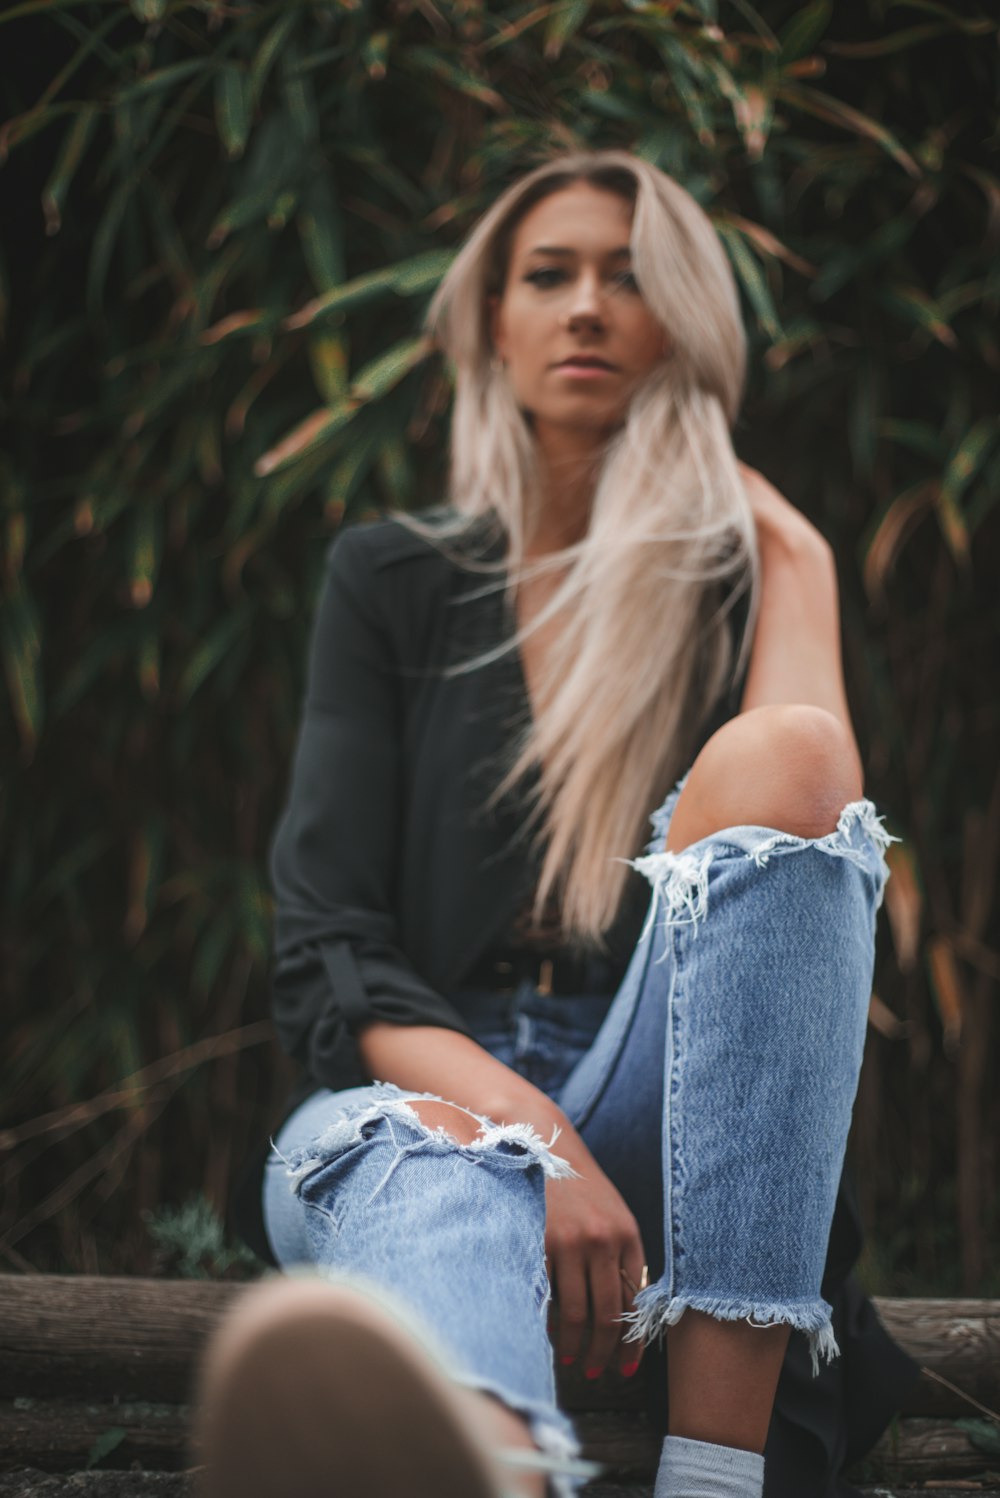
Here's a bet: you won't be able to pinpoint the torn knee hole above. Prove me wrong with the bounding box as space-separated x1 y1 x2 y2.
407 1099 486 1146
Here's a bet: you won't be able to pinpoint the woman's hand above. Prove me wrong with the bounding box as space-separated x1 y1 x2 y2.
544 1165 647 1380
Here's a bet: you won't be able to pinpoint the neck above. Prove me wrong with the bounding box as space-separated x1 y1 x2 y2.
527 421 606 555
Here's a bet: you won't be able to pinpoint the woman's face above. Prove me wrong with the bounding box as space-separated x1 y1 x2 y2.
488 182 670 437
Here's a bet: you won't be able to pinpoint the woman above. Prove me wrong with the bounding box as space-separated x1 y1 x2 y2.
206 150 919 1498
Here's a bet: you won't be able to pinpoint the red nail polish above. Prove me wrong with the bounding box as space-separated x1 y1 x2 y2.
621 1360 640 1378
584 1366 602 1380
560 1355 575 1366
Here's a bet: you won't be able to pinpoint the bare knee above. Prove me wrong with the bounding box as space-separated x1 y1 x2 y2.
407 1099 485 1146
665 705 863 853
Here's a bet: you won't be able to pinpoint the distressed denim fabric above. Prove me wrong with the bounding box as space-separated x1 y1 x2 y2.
263 775 896 1496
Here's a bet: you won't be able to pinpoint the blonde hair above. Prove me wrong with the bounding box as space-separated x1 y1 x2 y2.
397 149 759 947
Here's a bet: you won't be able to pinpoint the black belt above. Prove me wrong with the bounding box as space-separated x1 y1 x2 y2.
460 948 620 997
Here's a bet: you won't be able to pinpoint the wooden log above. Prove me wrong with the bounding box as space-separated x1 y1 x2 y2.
0 1480 998 1498
0 1401 996 1487
1 1276 998 1419
875 1298 1000 1417
0 1277 243 1403
0 1401 186 1475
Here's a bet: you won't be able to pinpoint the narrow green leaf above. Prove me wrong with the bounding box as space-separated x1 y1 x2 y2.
715 223 781 339
250 12 297 106
285 249 453 330
86 1427 127 1470
0 584 43 754
297 174 346 294
193 911 236 996
41 104 98 235
779 0 832 63
544 0 593 60
778 81 920 177
215 64 250 161
255 401 359 478
350 336 430 402
119 59 204 101
941 416 999 516
177 608 251 703
129 502 161 608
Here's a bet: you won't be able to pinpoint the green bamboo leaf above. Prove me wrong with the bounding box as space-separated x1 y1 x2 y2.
119 59 205 101
861 480 935 601
0 583 43 755
40 104 98 235
941 415 999 517
128 0 165 20
715 223 782 339
250 12 297 106
285 249 453 330
350 336 431 402
193 910 236 996
284 70 318 149
880 286 957 348
778 0 832 63
376 434 415 510
544 0 593 60
215 63 250 161
826 21 990 58
137 632 159 701
656 39 715 146
778 81 920 177
878 419 947 461
129 502 161 608
308 332 350 404
86 179 129 314
848 361 881 481
401 48 505 110
361 30 390 80
325 424 384 514
297 174 346 294
177 607 251 703
238 869 271 962
255 400 359 478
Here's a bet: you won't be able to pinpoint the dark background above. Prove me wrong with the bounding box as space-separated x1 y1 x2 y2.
1 0 996 1288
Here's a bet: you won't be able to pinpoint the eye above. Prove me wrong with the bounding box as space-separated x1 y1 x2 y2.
524 267 564 288
613 269 640 292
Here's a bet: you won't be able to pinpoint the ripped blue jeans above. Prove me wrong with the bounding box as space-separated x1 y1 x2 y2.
263 776 896 1496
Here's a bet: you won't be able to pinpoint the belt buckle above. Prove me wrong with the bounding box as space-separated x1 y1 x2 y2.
494 959 517 993
536 957 554 997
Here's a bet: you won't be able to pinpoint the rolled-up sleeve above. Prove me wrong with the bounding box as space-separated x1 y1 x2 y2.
269 528 472 1091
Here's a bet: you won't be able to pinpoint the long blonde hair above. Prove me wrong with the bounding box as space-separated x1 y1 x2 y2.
397 149 759 948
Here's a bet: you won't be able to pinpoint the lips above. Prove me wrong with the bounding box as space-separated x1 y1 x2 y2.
557 356 616 369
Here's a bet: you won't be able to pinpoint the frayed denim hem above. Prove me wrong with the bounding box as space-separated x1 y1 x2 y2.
449 1371 604 1498
619 1286 840 1379
628 795 901 954
276 1079 581 1192
273 1266 599 1498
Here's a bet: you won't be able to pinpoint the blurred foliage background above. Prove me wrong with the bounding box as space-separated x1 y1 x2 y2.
0 0 997 1289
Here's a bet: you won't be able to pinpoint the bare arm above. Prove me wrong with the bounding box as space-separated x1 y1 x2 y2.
356 1020 647 1378
738 463 864 785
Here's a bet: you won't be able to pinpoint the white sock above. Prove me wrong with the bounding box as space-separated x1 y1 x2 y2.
654 1433 765 1498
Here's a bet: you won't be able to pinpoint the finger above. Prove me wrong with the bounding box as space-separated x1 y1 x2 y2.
551 1250 589 1370
618 1245 647 1377
584 1250 626 1379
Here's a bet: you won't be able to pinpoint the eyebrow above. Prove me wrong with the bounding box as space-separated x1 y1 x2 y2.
524 245 632 259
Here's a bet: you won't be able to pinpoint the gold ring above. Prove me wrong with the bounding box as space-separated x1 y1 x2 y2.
619 1264 649 1297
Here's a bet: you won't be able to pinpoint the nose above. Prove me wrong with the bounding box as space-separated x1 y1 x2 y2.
565 269 606 325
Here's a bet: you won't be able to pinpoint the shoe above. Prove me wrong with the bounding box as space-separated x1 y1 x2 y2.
191 1273 594 1498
